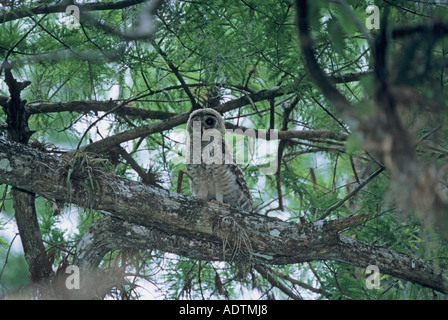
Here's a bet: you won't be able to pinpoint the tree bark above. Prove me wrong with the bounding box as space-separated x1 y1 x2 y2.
11 188 53 282
1 64 54 294
0 135 447 296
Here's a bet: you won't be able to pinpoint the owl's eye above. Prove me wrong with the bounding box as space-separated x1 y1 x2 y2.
205 117 215 126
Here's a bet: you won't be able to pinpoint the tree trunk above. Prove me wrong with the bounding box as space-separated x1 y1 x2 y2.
11 189 53 282
1 65 54 296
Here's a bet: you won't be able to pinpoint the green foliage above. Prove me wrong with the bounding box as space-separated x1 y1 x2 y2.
0 0 447 300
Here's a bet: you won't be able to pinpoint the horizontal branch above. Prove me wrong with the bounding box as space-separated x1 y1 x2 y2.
26 99 176 120
0 135 446 294
80 86 285 154
21 99 349 147
226 123 348 141
24 99 347 141
391 21 448 39
330 70 374 84
0 0 148 24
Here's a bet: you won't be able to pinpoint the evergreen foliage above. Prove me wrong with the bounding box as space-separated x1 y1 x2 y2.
0 0 447 299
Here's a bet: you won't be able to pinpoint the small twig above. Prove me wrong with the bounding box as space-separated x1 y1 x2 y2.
276 270 322 294
0 233 19 281
74 99 131 153
151 40 201 110
254 265 303 300
0 14 47 75
317 166 384 220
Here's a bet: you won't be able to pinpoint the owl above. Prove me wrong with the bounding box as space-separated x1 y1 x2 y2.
186 108 253 212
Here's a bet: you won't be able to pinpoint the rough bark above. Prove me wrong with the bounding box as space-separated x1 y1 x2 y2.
11 188 53 283
0 136 447 296
1 64 54 291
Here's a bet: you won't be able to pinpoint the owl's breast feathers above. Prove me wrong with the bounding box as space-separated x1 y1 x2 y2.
187 161 253 212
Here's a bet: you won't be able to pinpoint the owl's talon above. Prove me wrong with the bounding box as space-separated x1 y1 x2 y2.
210 199 230 207
194 196 206 202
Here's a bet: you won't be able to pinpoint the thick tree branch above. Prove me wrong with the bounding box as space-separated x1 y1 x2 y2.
2 64 54 289
0 136 446 295
11 188 54 283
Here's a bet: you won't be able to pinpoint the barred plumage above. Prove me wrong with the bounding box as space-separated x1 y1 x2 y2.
186 108 253 212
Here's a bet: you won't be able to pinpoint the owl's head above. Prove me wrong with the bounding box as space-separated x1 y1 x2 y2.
186 108 226 136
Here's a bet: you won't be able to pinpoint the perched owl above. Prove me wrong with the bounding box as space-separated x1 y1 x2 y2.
186 108 253 212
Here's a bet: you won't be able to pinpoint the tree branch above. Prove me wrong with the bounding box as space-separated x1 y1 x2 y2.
81 0 163 41
23 98 348 142
0 0 149 24
225 122 348 141
0 136 446 296
80 86 285 154
317 166 385 220
2 64 54 291
330 70 373 84
253 265 303 300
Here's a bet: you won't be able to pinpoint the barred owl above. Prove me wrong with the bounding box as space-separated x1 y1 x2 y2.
186 108 253 212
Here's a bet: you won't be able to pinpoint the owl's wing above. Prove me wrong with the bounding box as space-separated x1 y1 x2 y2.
232 162 254 211
224 140 254 212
